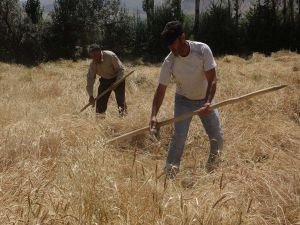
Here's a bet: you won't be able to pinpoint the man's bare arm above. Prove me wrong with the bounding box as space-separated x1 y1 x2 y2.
150 84 167 129
204 68 217 103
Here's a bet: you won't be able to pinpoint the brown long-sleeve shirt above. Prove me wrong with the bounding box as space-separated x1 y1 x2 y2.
86 50 124 97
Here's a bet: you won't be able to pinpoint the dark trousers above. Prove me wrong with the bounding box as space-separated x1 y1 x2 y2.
96 77 127 115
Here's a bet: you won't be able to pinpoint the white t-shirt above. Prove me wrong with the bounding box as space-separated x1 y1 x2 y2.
159 41 216 100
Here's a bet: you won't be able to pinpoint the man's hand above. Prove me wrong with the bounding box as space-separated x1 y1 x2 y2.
149 116 159 140
198 102 211 116
89 96 95 107
150 116 158 130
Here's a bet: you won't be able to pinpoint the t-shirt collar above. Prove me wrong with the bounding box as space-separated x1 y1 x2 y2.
100 51 104 62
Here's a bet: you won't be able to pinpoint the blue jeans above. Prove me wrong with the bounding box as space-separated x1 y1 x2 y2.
166 94 224 168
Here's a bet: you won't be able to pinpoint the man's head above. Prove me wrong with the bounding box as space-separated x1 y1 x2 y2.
88 43 102 62
161 21 186 56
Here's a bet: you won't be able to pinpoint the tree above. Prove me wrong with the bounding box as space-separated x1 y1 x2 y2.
287 0 297 49
19 21 45 65
132 12 148 55
0 0 23 62
45 0 105 59
296 0 300 51
298 0 300 18
46 0 81 59
142 3 184 60
245 0 281 53
288 0 295 26
166 0 183 20
196 2 236 54
233 0 241 27
75 0 104 50
194 0 200 34
283 0 288 23
24 0 43 24
142 0 154 32
101 7 135 55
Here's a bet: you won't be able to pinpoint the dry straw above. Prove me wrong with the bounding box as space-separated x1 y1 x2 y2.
0 51 299 224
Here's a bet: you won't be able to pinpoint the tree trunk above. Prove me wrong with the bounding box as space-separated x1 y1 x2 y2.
143 0 154 33
271 0 276 12
289 0 295 26
172 0 182 20
283 0 287 24
194 0 200 34
298 0 300 18
234 0 239 27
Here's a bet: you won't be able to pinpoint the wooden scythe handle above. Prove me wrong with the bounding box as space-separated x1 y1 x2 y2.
105 84 287 145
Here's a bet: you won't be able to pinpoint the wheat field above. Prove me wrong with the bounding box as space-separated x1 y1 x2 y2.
0 51 299 225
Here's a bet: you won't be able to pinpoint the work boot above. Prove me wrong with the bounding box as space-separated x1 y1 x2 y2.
205 150 222 173
118 106 127 117
205 139 222 173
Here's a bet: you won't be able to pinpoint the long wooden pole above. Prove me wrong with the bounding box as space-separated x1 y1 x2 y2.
105 84 287 145
80 70 135 113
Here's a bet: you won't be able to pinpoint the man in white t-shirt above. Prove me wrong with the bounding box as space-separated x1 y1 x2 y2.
150 21 224 178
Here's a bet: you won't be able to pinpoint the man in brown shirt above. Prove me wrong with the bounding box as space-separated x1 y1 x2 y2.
86 44 127 116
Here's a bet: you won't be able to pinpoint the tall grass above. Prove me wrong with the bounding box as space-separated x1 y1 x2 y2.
0 51 299 224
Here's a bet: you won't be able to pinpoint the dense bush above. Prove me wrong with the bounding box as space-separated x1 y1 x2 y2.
0 0 299 65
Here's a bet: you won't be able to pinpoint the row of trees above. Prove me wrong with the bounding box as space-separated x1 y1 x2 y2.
0 0 299 65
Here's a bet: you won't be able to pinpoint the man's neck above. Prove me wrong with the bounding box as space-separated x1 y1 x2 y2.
94 51 103 63
179 41 190 57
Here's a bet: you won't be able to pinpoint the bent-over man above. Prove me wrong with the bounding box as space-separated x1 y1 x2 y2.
86 44 127 116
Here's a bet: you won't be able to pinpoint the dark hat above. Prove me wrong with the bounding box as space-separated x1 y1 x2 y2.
88 43 101 53
161 21 183 46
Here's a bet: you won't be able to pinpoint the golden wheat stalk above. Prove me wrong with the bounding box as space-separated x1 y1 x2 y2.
106 84 287 144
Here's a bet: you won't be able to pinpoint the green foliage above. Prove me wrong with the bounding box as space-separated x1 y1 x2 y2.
19 19 45 65
44 0 82 59
296 15 300 51
1 0 300 64
0 0 45 65
166 0 183 20
183 14 194 39
196 2 237 55
140 2 184 61
132 14 148 55
143 0 154 31
194 0 200 33
24 0 43 24
18 0 45 65
101 7 135 56
0 0 23 62
245 0 281 53
44 0 133 60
